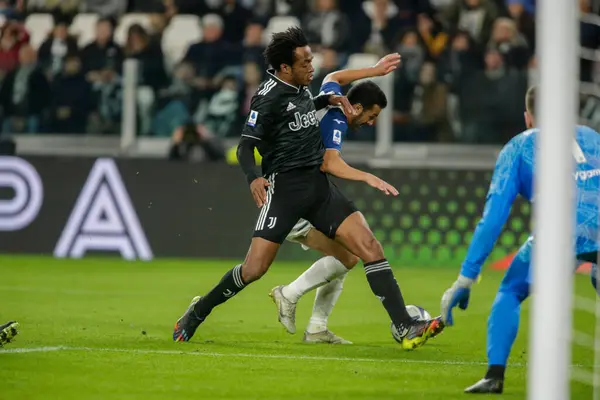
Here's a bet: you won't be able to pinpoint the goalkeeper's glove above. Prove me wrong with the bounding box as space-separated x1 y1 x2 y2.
441 275 477 326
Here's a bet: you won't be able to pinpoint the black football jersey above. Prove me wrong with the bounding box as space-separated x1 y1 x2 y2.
240 70 325 177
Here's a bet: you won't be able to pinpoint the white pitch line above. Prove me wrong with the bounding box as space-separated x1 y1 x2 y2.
0 345 512 367
3 346 598 368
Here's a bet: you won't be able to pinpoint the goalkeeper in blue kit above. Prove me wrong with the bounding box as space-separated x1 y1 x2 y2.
441 86 600 394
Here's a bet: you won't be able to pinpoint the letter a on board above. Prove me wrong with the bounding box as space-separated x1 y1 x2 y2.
54 158 153 260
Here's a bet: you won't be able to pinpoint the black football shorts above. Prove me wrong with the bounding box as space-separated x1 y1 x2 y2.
252 166 357 244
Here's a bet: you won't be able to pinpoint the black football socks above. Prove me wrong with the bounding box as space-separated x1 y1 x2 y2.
364 259 413 331
485 365 506 381
193 264 246 319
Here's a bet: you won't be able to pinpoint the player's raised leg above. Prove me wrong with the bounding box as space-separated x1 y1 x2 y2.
272 223 357 341
333 211 443 349
0 320 19 347
465 238 532 394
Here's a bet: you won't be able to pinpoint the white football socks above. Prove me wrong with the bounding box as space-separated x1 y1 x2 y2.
306 274 346 334
281 256 348 304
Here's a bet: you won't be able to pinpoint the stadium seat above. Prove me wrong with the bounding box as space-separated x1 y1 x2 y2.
263 16 301 46
114 13 153 46
161 15 202 72
24 13 54 50
69 13 99 47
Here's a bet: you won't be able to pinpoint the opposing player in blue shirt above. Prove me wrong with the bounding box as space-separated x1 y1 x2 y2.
441 86 600 394
271 54 444 346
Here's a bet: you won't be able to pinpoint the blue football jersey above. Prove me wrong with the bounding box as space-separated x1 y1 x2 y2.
316 81 348 152
461 125 600 279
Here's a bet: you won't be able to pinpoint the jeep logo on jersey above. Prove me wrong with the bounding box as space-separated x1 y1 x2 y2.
0 157 43 231
288 111 318 131
54 158 153 260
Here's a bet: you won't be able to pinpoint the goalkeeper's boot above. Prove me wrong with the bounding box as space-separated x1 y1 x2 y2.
269 285 297 334
400 317 444 350
173 296 204 342
0 321 19 347
464 378 504 394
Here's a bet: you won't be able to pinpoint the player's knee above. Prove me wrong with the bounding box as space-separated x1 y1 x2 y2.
241 261 270 283
340 253 359 269
360 235 384 261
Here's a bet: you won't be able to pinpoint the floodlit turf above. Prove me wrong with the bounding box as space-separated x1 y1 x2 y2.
0 255 596 399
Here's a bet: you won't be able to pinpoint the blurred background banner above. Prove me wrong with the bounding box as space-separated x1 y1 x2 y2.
0 156 530 265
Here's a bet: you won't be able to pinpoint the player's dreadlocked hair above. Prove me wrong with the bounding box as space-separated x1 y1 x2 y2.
263 26 308 71
347 81 388 110
525 85 536 116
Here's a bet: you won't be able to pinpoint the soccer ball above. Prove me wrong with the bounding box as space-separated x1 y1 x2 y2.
391 305 432 343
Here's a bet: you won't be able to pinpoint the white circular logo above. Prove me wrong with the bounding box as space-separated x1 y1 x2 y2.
0 157 43 231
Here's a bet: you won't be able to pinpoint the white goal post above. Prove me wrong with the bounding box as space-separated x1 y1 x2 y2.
528 0 579 399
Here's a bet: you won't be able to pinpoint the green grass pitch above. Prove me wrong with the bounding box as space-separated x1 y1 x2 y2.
0 255 596 399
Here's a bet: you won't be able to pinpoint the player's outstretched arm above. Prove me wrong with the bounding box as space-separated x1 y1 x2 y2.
321 149 398 196
323 53 401 86
441 140 523 326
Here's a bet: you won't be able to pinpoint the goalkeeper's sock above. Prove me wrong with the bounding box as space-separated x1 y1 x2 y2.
193 264 246 319
364 259 412 330
282 256 348 303
487 291 521 367
485 365 506 381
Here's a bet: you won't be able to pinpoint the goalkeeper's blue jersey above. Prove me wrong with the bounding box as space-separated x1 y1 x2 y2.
461 125 600 279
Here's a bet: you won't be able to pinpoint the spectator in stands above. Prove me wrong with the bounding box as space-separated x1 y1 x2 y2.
153 61 195 137
394 29 426 85
38 16 79 79
195 74 239 138
439 30 482 93
459 48 527 143
183 14 239 98
0 20 29 76
302 0 351 53
445 0 499 46
81 17 122 82
505 0 535 50
0 44 51 134
87 65 121 134
416 13 448 60
242 21 266 71
487 17 530 69
124 23 168 92
49 53 93 133
403 61 450 142
218 0 253 43
360 0 401 56
79 0 126 18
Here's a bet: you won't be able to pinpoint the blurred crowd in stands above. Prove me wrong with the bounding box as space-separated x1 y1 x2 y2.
0 0 597 149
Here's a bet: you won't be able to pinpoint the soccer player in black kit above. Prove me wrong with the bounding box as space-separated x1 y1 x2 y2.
173 27 444 349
